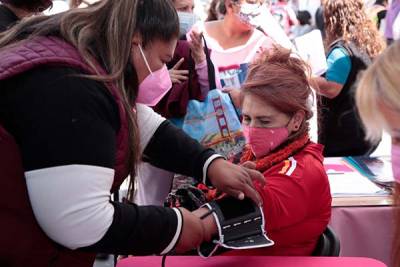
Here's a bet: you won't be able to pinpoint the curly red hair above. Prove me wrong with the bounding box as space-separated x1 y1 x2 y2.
324 0 385 58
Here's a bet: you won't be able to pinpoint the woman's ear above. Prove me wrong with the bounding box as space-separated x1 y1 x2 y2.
132 33 142 46
288 110 305 133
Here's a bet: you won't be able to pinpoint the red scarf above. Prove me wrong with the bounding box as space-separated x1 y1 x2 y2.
240 134 310 173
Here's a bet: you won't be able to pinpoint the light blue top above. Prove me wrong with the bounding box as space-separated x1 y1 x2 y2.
326 47 352 85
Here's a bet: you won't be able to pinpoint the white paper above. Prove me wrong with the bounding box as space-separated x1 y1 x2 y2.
294 30 327 76
250 5 294 50
328 172 386 196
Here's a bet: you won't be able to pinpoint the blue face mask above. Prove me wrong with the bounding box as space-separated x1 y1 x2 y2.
177 11 198 35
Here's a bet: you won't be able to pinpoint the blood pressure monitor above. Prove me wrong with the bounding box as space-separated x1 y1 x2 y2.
198 196 274 258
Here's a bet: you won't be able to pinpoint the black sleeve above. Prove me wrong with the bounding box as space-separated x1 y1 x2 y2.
0 66 180 255
81 202 180 255
0 66 120 170
142 120 216 182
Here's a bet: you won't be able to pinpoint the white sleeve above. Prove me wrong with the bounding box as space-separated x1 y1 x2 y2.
25 165 115 249
136 103 166 154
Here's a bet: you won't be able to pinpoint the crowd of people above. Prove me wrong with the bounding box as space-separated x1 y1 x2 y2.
0 0 399 267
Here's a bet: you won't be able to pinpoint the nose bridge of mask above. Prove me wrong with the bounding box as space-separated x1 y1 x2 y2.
138 44 153 75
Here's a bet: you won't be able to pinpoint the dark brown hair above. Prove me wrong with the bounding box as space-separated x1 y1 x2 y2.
241 45 313 142
1 0 52 12
206 0 225 21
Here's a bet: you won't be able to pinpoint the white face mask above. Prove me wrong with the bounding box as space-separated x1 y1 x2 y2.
177 11 198 35
237 2 261 25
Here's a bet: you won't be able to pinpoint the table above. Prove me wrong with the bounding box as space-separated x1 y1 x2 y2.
332 196 393 207
330 195 395 267
117 256 387 267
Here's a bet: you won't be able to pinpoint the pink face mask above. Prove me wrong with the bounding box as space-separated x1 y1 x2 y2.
242 124 289 159
136 44 172 107
391 144 400 183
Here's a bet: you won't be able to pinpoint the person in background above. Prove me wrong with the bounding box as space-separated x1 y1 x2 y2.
156 0 211 117
134 0 214 206
312 0 385 157
384 0 400 45
0 0 52 31
196 46 331 256
200 0 274 75
173 0 194 13
367 0 388 30
0 0 265 266
193 0 295 107
290 10 313 39
355 41 400 267
270 0 298 36
314 4 325 39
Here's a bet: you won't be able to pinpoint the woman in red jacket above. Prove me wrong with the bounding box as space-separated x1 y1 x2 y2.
197 45 332 256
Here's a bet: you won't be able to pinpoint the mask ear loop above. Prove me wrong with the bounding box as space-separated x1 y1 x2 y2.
138 44 153 75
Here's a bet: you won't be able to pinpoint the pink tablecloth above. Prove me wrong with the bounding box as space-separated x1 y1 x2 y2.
117 256 387 267
330 206 394 267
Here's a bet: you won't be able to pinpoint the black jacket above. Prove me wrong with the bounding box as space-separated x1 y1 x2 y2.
318 40 379 157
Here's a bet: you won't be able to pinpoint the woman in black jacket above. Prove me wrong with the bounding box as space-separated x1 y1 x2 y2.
0 1 264 266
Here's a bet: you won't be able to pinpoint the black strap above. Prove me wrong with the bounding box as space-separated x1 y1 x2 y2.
202 34 217 90
188 47 195 92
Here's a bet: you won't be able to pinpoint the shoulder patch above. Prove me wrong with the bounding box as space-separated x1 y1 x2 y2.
278 157 297 176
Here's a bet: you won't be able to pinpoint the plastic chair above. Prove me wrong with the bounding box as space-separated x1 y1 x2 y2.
312 226 341 256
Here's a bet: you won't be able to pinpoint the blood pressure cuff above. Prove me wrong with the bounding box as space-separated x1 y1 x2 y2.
198 196 274 258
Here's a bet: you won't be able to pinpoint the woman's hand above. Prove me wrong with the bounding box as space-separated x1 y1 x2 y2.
169 58 189 84
189 31 206 65
175 207 205 253
207 158 265 206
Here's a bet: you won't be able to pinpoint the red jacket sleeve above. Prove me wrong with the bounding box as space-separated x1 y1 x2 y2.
256 154 331 233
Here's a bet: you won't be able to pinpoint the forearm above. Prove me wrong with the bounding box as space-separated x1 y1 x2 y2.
195 60 210 98
143 120 222 183
312 76 343 99
26 166 182 255
81 202 182 255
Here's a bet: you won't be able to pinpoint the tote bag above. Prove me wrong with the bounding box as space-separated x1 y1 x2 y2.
180 36 246 159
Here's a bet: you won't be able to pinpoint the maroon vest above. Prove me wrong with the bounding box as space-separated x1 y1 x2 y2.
0 37 130 267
